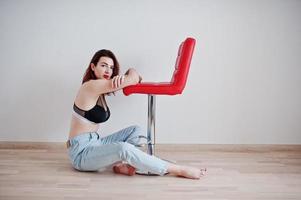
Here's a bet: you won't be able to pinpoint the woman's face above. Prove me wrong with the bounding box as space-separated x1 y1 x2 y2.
91 56 114 80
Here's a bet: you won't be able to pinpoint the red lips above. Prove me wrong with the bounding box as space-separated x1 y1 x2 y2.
103 74 110 79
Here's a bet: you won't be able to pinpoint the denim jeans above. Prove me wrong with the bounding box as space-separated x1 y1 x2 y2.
67 125 168 176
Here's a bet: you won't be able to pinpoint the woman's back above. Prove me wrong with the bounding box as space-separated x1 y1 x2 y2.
68 84 101 139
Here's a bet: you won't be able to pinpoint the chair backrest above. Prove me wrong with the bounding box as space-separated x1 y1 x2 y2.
170 37 196 94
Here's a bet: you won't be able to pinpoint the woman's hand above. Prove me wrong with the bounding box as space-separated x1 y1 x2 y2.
125 68 142 84
111 75 125 89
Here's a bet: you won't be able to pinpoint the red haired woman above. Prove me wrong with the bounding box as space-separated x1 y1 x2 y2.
67 49 206 179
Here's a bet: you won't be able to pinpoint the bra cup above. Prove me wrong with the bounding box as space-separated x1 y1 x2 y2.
74 103 110 124
84 105 110 123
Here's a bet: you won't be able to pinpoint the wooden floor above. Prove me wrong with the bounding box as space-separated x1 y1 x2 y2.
0 143 301 200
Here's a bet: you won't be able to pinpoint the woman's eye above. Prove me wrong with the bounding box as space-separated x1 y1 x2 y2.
100 64 113 70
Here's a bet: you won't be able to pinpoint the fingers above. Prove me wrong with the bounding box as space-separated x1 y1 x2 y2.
111 75 125 89
111 76 116 88
114 76 118 88
119 75 124 86
114 76 119 88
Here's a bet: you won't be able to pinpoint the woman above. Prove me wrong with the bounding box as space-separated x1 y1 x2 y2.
67 49 206 179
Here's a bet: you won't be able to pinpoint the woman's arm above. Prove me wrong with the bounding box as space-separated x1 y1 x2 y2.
83 68 141 95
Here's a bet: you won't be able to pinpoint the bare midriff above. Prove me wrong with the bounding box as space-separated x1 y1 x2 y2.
68 114 99 140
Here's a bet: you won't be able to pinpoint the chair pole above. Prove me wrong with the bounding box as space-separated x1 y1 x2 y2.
147 95 156 155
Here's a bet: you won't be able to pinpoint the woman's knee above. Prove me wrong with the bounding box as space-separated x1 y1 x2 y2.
126 125 143 144
129 125 142 134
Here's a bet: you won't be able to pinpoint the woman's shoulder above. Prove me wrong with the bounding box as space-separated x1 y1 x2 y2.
74 84 99 109
78 81 102 98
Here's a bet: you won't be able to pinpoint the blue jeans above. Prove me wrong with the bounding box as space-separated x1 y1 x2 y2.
67 125 168 176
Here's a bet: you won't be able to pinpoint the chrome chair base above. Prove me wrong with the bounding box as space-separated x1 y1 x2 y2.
134 95 177 176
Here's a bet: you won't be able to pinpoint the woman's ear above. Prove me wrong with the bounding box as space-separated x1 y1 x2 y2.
90 63 95 71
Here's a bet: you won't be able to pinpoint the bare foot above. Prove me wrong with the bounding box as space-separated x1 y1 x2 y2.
178 166 207 179
113 163 136 176
167 163 207 179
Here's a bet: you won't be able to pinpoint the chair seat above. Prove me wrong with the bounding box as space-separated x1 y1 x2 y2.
123 82 183 96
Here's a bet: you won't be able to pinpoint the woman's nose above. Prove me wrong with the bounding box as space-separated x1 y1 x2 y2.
105 65 112 71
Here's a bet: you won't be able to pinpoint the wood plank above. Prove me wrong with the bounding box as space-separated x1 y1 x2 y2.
0 143 300 199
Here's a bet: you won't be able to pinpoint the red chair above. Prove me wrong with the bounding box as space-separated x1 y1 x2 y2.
123 37 196 156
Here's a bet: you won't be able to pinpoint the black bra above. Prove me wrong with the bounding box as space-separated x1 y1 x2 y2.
73 103 110 123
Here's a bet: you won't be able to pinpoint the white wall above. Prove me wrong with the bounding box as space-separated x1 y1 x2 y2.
0 0 300 144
